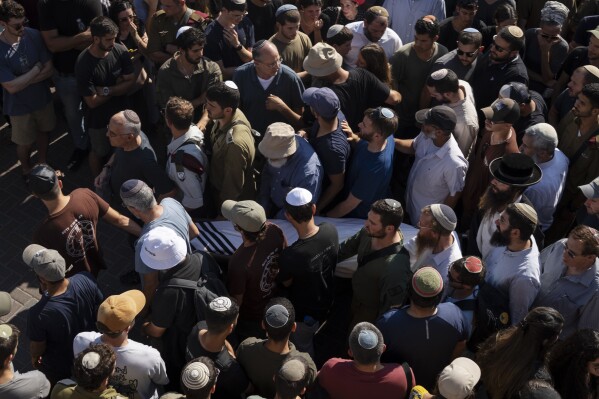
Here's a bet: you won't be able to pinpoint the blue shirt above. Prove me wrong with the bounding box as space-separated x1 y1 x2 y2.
0 28 52 115
308 112 350 177
345 135 394 219
259 136 323 218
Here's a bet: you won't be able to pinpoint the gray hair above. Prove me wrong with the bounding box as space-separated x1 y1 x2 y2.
524 123 558 156
348 322 385 365
120 181 156 211
121 109 142 136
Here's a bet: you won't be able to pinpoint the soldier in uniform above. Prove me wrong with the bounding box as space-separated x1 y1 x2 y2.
146 0 208 65
205 81 257 215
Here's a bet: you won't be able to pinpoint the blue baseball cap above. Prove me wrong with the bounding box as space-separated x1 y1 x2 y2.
302 87 340 120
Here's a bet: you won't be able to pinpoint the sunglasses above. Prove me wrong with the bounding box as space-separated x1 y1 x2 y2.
373 107 395 119
456 48 478 58
540 33 558 40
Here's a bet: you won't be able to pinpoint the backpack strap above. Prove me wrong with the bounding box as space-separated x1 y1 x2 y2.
160 277 199 291
170 138 205 180
402 362 413 399
358 242 403 268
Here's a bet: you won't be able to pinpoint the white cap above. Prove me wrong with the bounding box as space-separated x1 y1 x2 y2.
285 188 313 206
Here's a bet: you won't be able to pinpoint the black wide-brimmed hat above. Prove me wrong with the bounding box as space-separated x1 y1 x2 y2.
489 153 542 187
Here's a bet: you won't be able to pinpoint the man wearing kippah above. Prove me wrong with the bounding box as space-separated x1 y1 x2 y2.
484 203 541 325
236 298 317 398
277 188 339 356
549 65 599 127
73 290 169 399
269 5 312 77
23 244 103 385
404 204 462 285
377 267 468 390
318 322 415 398
338 199 412 327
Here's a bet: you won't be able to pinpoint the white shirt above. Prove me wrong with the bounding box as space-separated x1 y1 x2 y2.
166 125 209 209
406 133 468 223
74 332 169 399
524 149 569 231
484 237 541 325
383 0 446 44
447 81 478 157
405 231 462 281
344 21 403 67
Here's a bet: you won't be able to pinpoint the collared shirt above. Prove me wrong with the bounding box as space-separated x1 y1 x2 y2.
484 237 541 325
405 231 463 283
383 0 446 44
258 136 323 218
535 239 599 338
446 80 478 157
406 133 468 223
166 125 209 209
344 21 403 67
524 150 569 231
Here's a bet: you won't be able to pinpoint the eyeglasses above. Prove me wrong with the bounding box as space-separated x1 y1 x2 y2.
563 242 582 258
373 107 394 119
119 14 136 22
7 18 28 29
492 35 508 53
259 57 281 68
456 48 478 58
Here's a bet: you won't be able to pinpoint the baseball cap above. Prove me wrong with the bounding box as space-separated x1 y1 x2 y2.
97 290 145 333
412 267 443 298
302 87 340 120
579 177 599 199
415 105 457 132
438 357 481 399
430 204 457 231
482 98 521 124
221 200 266 233
22 244 72 282
28 164 58 196
286 188 313 206
140 226 187 270
499 82 531 104
0 292 12 317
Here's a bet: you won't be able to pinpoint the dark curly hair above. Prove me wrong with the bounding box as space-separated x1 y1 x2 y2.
73 344 116 391
548 329 599 399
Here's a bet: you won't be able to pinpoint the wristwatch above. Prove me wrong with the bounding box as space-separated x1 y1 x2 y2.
235 43 243 51
102 86 110 96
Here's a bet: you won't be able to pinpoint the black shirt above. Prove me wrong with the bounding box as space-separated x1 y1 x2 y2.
558 46 589 78
277 222 339 321
513 90 547 144
247 0 283 41
470 52 529 108
437 17 486 51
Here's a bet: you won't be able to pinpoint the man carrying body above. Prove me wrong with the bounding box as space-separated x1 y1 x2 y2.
484 203 541 325
205 81 256 213
29 164 141 277
75 16 135 176
73 290 169 398
277 188 339 356
338 199 412 327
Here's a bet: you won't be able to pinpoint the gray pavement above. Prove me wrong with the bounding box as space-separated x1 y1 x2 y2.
0 116 134 372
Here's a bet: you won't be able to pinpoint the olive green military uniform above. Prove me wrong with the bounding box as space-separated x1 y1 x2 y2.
156 53 222 118
208 109 257 209
147 8 207 56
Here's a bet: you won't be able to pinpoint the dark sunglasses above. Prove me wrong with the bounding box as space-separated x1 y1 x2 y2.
457 48 478 57
492 35 508 53
540 33 558 40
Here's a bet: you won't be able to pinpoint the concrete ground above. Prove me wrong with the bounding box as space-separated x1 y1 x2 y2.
0 116 134 372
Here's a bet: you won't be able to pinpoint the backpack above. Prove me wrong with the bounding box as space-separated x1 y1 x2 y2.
159 251 229 322
457 281 511 352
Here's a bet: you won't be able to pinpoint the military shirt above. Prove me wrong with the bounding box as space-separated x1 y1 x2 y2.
208 109 257 208
147 7 207 55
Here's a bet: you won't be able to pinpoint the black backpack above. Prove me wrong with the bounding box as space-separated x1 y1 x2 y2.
456 281 511 352
159 251 229 322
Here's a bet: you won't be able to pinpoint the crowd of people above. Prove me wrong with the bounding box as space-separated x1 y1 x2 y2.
0 0 599 397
